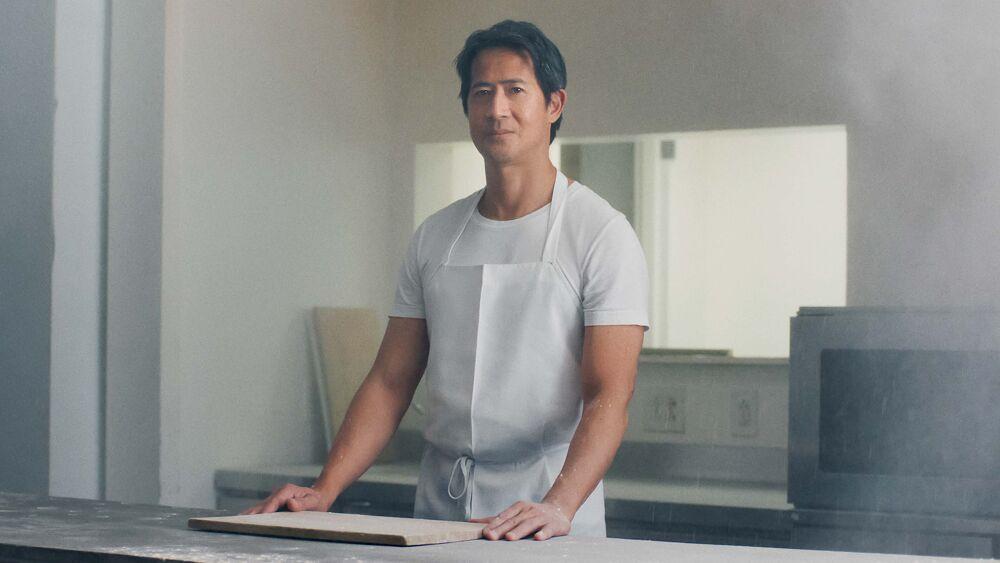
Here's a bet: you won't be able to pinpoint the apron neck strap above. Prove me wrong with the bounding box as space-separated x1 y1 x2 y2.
441 169 570 266
540 170 569 263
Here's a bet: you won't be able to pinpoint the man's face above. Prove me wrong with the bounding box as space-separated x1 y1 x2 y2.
466 47 560 166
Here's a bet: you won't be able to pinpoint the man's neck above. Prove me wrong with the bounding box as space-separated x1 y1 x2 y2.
479 159 558 221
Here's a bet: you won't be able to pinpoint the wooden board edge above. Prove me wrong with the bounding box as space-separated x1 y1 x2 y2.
187 518 408 547
400 529 485 546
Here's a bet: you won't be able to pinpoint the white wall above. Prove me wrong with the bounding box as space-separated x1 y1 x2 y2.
8 0 165 503
161 0 397 508
104 0 164 505
413 142 485 227
50 0 106 500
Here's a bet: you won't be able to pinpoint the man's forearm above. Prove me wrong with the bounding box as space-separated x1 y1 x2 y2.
311 374 415 502
541 390 630 518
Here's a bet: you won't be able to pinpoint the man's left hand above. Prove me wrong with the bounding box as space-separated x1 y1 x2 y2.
469 500 572 541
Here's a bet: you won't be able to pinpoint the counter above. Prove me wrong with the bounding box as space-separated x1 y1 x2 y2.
0 492 979 562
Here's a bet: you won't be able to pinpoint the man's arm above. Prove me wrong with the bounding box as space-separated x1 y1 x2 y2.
475 324 644 540
240 316 429 514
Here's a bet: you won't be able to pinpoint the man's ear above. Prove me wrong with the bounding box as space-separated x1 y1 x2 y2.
547 89 567 124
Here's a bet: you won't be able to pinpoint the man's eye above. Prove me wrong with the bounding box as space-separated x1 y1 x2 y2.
511 87 524 93
474 89 489 96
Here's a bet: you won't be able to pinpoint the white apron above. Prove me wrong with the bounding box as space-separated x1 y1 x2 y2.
413 170 606 537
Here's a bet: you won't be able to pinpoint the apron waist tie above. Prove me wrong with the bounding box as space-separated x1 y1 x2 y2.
447 454 474 518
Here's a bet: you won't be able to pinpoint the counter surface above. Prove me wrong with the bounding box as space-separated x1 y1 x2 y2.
0 492 981 562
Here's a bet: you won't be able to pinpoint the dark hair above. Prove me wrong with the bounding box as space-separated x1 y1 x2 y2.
454 20 567 144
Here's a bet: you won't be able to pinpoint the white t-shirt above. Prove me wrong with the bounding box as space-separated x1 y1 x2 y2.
390 179 650 331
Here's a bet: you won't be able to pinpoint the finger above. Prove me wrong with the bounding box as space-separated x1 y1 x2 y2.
484 515 517 539
533 524 558 541
260 497 283 513
488 503 524 529
483 514 517 541
262 488 295 513
468 516 493 523
287 493 318 512
504 516 547 541
488 511 534 540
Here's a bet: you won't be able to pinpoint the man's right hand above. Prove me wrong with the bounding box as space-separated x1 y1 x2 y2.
239 483 334 515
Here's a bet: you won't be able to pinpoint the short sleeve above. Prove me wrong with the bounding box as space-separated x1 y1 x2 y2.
581 214 650 331
389 223 426 319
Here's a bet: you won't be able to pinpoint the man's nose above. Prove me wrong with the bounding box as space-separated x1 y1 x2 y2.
488 91 511 118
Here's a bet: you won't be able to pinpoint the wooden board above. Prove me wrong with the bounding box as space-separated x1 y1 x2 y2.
311 307 409 463
311 307 379 452
188 511 486 547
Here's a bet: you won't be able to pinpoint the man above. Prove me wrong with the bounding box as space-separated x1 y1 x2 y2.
243 20 649 541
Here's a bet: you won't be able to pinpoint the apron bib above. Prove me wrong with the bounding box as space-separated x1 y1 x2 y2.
413 170 606 537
